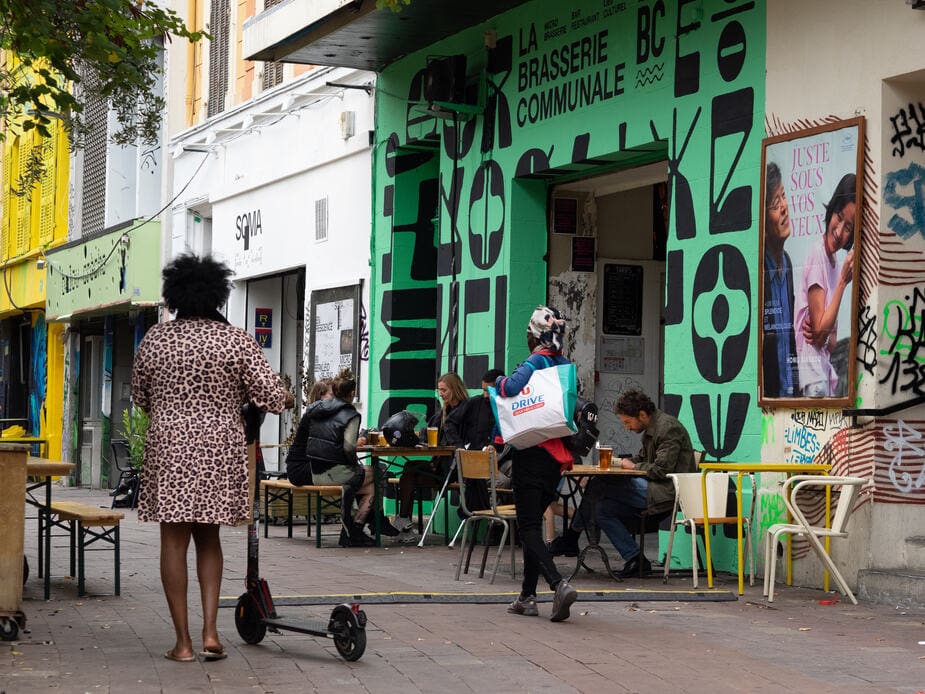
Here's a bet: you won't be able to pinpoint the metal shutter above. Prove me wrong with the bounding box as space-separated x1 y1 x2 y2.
315 196 328 242
81 86 108 237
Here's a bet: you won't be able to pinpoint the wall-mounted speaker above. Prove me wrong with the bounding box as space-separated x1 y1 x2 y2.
423 55 467 105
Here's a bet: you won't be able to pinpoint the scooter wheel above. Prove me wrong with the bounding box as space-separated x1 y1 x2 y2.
0 618 18 642
330 605 366 661
235 594 267 645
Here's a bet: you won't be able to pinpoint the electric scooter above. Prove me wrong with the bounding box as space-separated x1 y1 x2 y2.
233 405 367 661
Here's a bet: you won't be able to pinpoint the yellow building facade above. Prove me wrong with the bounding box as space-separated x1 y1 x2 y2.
0 54 69 460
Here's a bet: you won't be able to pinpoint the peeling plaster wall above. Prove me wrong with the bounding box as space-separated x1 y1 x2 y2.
549 271 596 401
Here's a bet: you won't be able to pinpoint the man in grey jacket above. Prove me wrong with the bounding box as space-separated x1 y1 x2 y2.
549 389 696 577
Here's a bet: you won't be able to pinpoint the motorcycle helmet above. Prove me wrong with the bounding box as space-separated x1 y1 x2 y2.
381 410 422 447
568 398 600 457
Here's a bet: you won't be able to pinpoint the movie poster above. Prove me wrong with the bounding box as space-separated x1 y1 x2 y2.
758 118 864 405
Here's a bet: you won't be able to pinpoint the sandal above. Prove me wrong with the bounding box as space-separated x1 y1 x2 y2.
199 646 227 661
164 649 196 663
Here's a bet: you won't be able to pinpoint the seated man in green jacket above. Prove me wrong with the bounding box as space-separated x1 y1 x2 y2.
549 389 696 577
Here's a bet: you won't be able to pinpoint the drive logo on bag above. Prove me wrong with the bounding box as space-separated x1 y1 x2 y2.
511 388 545 416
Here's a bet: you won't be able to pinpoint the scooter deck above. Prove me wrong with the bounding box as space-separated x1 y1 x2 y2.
263 615 332 638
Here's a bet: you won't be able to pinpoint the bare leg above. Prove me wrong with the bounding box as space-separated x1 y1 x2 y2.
191 523 224 653
354 468 375 524
160 522 194 659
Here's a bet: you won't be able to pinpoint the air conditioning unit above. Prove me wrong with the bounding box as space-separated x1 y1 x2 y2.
423 55 467 105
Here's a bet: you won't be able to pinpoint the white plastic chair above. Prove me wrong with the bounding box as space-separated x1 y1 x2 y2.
763 475 865 605
663 472 755 588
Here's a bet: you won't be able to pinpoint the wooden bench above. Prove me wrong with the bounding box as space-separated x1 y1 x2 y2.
259 480 343 548
48 502 124 596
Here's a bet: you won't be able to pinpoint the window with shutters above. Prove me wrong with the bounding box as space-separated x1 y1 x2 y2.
38 121 58 246
262 61 284 91
81 87 108 238
15 134 32 255
315 197 328 243
1 138 12 261
260 0 284 91
208 0 231 117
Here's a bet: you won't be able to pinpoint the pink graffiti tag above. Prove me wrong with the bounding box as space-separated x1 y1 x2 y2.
884 419 925 494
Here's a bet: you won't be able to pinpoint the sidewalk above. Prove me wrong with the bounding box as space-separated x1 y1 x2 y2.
3 484 924 693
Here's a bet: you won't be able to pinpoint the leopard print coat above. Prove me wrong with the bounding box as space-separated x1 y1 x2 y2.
131 318 288 525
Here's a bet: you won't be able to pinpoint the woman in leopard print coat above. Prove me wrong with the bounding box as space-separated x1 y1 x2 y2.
131 253 292 663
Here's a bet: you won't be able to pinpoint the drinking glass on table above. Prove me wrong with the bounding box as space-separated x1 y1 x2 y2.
598 447 613 470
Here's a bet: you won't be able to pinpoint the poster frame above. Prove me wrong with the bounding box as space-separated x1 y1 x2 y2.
757 117 865 407
308 283 362 396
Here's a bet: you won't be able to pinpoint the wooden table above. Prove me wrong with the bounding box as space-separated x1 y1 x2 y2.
699 462 831 595
357 445 457 546
3 437 47 458
26 457 75 600
561 465 649 582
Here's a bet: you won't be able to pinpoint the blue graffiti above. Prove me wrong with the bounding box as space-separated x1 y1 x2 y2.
883 162 925 240
30 315 47 438
784 424 821 457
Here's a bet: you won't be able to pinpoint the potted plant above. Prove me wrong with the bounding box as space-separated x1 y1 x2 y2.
121 406 149 471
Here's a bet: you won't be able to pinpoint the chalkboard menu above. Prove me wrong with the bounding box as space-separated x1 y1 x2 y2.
602 263 643 335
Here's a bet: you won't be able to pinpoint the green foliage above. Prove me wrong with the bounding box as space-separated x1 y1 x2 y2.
121 406 149 469
376 0 411 11
0 0 205 190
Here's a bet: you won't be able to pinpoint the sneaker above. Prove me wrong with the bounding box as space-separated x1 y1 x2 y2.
550 580 578 622
397 530 419 544
547 534 579 557
507 595 539 617
369 515 401 537
393 515 414 533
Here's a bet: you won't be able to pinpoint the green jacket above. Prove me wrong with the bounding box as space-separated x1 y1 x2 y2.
632 409 696 514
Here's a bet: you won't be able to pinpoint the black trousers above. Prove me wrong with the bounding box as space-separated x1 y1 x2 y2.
511 446 564 597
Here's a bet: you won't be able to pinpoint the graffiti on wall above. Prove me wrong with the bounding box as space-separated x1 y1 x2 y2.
888 101 925 160
884 419 925 495
371 0 764 458
879 286 925 397
883 161 925 241
875 99 925 411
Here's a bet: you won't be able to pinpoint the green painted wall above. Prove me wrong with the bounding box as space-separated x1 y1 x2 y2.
45 220 161 320
369 0 766 469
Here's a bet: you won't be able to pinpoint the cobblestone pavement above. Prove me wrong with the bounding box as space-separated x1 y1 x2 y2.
3 485 924 693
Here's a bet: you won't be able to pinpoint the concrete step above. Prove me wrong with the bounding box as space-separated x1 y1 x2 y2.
857 568 925 607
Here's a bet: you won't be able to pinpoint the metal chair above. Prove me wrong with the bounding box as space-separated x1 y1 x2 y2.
109 439 140 509
454 448 517 584
663 472 755 588
764 475 866 605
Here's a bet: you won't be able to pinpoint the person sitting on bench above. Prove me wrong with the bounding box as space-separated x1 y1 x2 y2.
298 369 399 546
